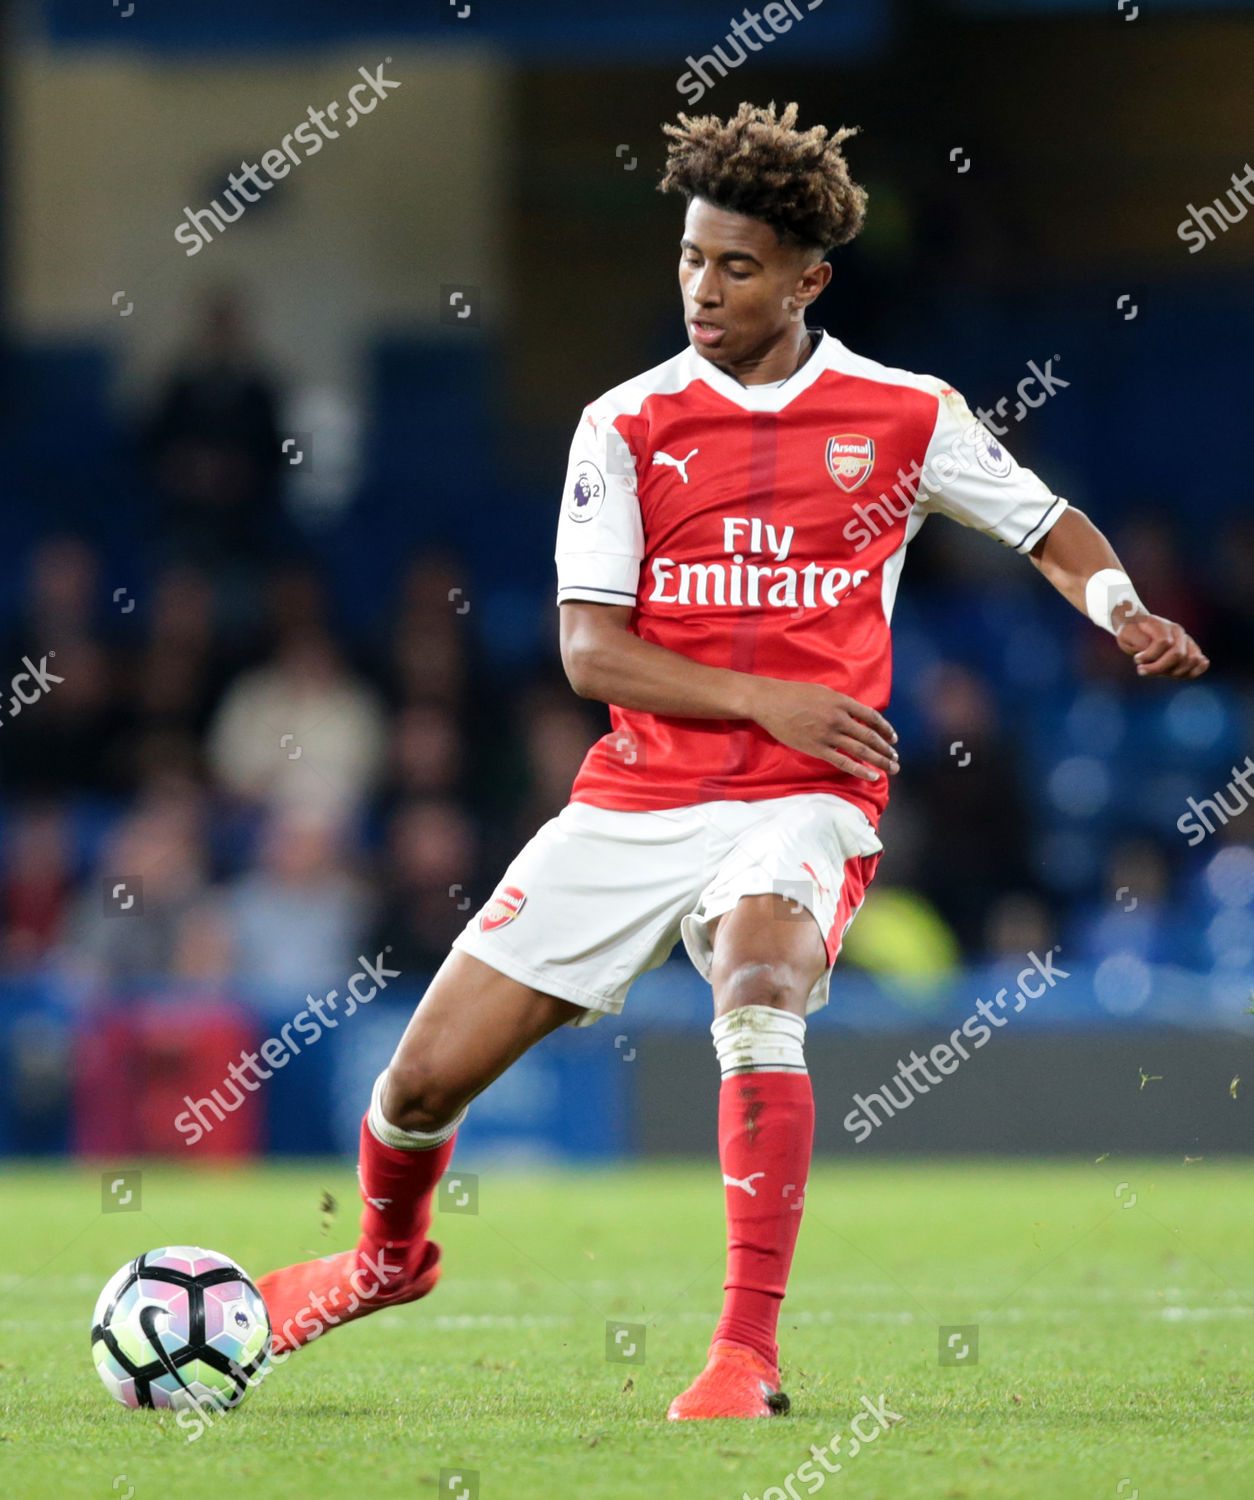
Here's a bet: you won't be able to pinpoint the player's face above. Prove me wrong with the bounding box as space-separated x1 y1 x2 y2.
679 198 828 377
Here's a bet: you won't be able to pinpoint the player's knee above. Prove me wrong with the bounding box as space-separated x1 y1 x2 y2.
716 959 807 1015
380 1062 467 1135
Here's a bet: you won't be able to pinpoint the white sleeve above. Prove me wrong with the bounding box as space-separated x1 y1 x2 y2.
554 403 644 606
915 383 1068 554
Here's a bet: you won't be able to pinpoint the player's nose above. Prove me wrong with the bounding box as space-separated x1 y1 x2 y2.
690 266 721 306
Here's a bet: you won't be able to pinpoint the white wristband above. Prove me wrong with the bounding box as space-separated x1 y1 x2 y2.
1084 568 1145 634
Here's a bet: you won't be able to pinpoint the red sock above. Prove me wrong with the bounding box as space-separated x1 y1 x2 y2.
355 1115 456 1280
713 1071 814 1370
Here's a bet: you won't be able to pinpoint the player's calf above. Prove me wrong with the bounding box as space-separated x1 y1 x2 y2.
258 954 579 1356
358 1068 466 1269
379 1058 470 1136
668 996 817 1418
256 1069 465 1354
706 1004 814 1369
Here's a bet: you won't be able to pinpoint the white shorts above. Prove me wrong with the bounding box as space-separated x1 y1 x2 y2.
452 793 883 1025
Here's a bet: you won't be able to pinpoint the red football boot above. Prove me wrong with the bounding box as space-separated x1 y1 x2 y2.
258 1240 441 1355
666 1339 791 1420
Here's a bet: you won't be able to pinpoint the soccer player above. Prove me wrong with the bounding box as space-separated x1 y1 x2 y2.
258 101 1209 1418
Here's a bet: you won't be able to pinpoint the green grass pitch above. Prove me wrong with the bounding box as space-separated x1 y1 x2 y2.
1 1158 1250 1499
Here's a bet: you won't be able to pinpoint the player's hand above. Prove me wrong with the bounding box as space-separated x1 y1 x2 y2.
1115 611 1209 679
750 680 899 781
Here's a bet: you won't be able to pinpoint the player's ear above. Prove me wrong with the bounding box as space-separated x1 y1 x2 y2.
801 258 832 299
784 260 830 321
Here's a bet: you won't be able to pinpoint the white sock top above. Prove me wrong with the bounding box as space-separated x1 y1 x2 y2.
367 1071 466 1150
711 1005 808 1077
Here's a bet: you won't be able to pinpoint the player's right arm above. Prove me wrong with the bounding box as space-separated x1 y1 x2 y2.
561 601 898 781
555 406 898 783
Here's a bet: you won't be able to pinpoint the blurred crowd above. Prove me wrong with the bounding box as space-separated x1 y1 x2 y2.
0 532 607 1001
0 294 1250 1009
3 515 1250 1009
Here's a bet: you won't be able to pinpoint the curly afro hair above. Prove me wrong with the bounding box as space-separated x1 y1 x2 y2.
658 100 867 256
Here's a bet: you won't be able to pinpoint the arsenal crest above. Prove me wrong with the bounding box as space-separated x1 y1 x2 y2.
480 884 527 932
825 434 875 492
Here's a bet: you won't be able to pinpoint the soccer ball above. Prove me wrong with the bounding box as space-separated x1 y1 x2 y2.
90 1246 271 1411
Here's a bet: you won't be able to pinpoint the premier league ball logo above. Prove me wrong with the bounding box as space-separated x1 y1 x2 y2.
567 461 606 523
971 423 1012 478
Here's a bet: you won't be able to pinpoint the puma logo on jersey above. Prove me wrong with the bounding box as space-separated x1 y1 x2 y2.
723 1171 765 1196
801 861 830 898
366 1196 393 1210
652 447 699 483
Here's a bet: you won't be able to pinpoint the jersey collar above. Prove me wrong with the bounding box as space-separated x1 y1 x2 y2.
683 327 836 412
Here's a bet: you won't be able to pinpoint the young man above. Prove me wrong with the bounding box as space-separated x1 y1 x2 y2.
258 102 1208 1418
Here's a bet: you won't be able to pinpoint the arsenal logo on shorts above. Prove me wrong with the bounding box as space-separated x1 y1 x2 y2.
825 433 875 493
480 885 527 932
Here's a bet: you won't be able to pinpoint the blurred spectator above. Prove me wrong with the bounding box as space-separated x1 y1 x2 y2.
267 562 327 646
367 798 479 977
59 794 213 991
983 891 1057 960
207 627 386 819
142 287 284 585
8 535 100 649
125 566 225 736
1 806 74 969
1207 515 1254 688
388 553 471 709
386 702 464 804
0 633 125 796
226 807 369 996
0 535 128 795
1071 838 1176 965
169 899 235 986
109 566 241 797
907 661 1034 954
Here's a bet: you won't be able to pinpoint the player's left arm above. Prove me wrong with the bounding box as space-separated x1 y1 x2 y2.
919 382 1209 681
1027 506 1209 679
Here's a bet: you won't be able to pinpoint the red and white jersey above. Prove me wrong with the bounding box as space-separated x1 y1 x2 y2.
555 330 1067 827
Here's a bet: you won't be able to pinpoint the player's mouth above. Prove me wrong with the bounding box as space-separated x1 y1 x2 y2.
689 319 726 348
